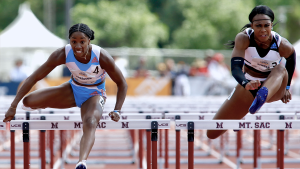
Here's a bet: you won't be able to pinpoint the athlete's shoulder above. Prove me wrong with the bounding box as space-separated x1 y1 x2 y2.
91 44 101 58
48 47 66 66
278 37 294 58
234 32 250 49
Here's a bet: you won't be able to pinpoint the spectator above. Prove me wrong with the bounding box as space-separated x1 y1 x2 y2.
134 57 150 78
157 62 168 77
207 53 230 82
9 59 30 82
189 59 208 76
165 59 177 78
164 59 177 95
204 49 215 66
206 53 236 95
174 61 191 96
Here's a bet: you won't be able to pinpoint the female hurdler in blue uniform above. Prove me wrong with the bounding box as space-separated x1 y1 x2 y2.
207 5 296 139
3 23 128 169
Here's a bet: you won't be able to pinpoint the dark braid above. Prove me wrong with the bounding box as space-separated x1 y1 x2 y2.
69 23 95 40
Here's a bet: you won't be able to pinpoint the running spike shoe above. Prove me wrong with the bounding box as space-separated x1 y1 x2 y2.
75 161 87 169
249 86 268 114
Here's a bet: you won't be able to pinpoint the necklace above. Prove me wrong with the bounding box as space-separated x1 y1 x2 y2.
83 48 89 60
73 46 89 60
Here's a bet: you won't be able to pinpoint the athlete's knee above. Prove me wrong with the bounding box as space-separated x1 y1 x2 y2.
83 116 99 129
272 64 287 75
206 130 220 140
23 94 36 108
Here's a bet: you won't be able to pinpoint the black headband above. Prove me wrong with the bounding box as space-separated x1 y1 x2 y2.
252 19 272 22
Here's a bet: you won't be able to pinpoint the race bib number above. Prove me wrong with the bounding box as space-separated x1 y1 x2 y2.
99 96 105 110
251 58 278 71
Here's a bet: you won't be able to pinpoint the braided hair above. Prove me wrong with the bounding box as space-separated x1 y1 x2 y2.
69 23 95 40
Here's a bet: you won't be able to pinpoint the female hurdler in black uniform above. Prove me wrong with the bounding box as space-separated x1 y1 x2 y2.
207 5 296 139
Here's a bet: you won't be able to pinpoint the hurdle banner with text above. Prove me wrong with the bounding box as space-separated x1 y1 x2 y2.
175 120 297 130
5 119 170 130
44 77 171 96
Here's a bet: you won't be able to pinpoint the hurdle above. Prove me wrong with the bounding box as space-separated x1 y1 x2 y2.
2 97 300 169
175 120 300 169
165 113 224 165
1 113 168 168
0 118 170 169
166 113 300 164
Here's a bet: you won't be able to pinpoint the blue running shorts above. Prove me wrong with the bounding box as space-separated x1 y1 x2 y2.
69 79 106 108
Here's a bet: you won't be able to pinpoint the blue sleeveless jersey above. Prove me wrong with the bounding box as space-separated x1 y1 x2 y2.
65 44 106 107
65 44 106 85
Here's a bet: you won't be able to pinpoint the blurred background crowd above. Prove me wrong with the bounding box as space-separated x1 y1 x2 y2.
1 0 300 96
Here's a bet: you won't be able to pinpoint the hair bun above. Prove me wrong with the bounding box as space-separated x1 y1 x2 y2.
90 30 95 40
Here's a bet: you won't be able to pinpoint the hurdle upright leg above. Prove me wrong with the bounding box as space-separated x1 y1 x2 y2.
277 130 284 169
165 129 169 169
236 130 242 169
11 129 15 169
40 116 46 169
10 117 16 169
23 122 30 169
187 122 194 169
147 129 151 169
175 115 181 169
138 129 144 169
277 115 285 169
151 121 158 169
49 130 55 168
176 129 180 169
253 130 261 169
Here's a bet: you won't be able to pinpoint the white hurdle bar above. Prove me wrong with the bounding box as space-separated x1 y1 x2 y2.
9 119 169 130
165 112 299 120
175 120 296 130
0 112 297 122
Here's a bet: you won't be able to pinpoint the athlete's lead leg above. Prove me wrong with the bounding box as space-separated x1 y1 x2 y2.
78 96 103 161
207 85 253 139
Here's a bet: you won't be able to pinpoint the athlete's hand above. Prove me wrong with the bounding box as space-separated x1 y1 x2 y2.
245 80 261 90
3 107 16 122
281 89 292 104
109 111 120 122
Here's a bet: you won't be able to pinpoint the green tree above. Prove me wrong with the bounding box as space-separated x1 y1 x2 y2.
71 0 168 48
286 1 300 44
170 0 254 49
147 0 185 47
0 0 27 32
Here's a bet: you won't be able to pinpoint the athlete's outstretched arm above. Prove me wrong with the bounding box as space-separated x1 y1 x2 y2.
278 37 296 103
100 48 128 111
231 32 261 90
3 48 66 122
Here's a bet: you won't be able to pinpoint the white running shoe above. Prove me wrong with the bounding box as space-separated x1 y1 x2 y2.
75 161 87 169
